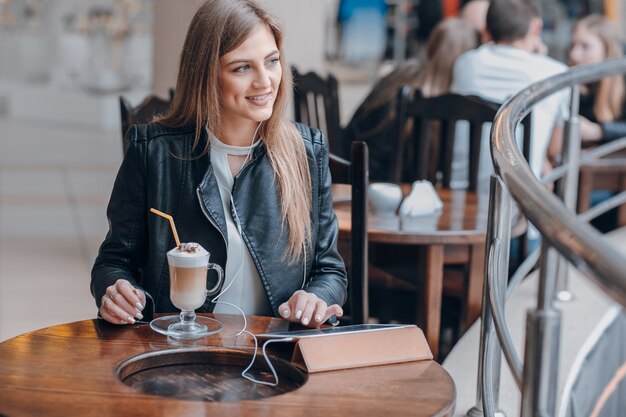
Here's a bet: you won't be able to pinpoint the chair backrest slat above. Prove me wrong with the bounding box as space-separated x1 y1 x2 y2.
119 94 173 154
292 66 344 158
329 141 369 324
395 88 532 190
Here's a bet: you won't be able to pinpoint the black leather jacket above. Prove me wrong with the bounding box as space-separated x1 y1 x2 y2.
91 122 347 319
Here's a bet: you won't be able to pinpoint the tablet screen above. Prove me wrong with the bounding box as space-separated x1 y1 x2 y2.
256 323 415 340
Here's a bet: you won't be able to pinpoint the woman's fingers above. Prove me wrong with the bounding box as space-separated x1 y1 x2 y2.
293 293 310 322
107 285 141 321
278 290 313 323
322 304 344 323
100 295 135 324
115 279 145 312
300 298 318 327
134 288 146 310
313 300 329 324
99 280 145 325
278 301 291 319
99 305 123 325
279 291 343 328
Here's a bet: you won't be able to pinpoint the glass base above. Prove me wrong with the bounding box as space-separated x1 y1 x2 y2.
150 315 223 339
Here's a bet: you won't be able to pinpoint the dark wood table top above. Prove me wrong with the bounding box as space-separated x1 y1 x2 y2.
334 184 495 245
0 315 456 417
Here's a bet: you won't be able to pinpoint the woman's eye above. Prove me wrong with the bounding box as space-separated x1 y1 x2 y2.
234 65 250 73
267 58 279 66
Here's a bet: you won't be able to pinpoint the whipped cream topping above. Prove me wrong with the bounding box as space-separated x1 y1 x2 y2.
169 242 208 257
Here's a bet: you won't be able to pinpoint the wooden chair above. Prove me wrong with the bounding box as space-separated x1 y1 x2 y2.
375 87 532 332
119 91 174 153
329 141 369 324
292 66 346 158
394 86 532 190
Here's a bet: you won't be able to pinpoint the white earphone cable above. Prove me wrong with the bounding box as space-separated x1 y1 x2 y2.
210 121 289 386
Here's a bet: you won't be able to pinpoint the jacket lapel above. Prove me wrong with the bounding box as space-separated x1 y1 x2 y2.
197 162 228 241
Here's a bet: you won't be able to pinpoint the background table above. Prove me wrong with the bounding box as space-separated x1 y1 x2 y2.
578 153 626 227
333 184 521 357
0 315 456 417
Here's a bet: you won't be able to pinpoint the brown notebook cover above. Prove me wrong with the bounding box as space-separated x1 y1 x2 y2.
291 325 432 373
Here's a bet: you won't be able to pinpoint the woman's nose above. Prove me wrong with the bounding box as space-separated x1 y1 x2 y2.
253 69 271 88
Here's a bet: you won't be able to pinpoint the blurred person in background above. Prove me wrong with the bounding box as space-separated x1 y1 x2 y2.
450 0 568 189
459 0 491 43
343 18 480 182
566 14 626 143
548 14 626 233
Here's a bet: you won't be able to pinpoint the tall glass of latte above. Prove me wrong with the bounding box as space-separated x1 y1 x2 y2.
166 242 224 338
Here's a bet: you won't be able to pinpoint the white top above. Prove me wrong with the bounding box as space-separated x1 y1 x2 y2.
450 44 570 191
209 133 272 316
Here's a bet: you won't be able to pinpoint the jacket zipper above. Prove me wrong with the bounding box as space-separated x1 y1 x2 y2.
196 149 260 247
196 187 228 248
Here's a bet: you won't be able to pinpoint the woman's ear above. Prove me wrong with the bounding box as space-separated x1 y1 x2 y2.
529 16 543 38
528 17 547 54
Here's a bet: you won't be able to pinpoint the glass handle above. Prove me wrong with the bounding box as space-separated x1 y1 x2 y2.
205 263 224 295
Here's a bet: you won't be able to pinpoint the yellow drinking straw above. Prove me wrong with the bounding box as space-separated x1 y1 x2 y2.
150 208 181 247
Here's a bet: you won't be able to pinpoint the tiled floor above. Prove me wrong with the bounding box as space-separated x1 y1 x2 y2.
0 118 122 341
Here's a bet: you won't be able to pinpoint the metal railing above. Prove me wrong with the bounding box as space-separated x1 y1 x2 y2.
469 58 626 417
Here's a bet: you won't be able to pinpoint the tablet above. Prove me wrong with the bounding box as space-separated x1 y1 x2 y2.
256 323 416 340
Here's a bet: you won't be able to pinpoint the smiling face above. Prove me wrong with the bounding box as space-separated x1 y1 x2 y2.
218 24 282 142
569 25 606 66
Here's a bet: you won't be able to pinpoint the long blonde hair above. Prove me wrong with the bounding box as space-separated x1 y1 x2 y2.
358 17 479 136
156 0 311 263
414 17 480 97
573 15 625 122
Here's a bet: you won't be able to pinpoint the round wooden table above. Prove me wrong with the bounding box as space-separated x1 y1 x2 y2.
0 315 456 417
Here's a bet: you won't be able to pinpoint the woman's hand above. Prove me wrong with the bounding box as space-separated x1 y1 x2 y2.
278 290 343 328
99 279 146 325
580 116 603 141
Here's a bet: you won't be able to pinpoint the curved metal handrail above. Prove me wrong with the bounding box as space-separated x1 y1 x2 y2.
469 58 626 417
491 57 626 307
487 237 523 388
541 137 626 186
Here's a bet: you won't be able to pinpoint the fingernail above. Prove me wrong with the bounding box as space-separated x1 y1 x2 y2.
302 317 310 325
127 316 135 324
295 310 302 319
316 314 323 322
281 309 290 318
135 302 143 310
337 309 344 317
135 312 143 320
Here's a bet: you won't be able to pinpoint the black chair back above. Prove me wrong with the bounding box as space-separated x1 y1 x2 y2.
395 87 531 191
292 66 345 158
119 91 174 153
329 141 369 324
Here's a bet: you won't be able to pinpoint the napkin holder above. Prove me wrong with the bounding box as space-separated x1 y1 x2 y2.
399 180 443 217
291 325 432 373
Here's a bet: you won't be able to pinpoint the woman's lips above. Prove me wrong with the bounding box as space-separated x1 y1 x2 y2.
246 92 271 106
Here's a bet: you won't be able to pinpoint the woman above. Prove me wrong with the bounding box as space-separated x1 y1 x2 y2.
343 18 480 182
569 14 626 143
554 14 626 233
91 0 346 328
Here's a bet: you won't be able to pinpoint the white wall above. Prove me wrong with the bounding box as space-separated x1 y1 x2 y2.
152 0 202 97
260 0 326 73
